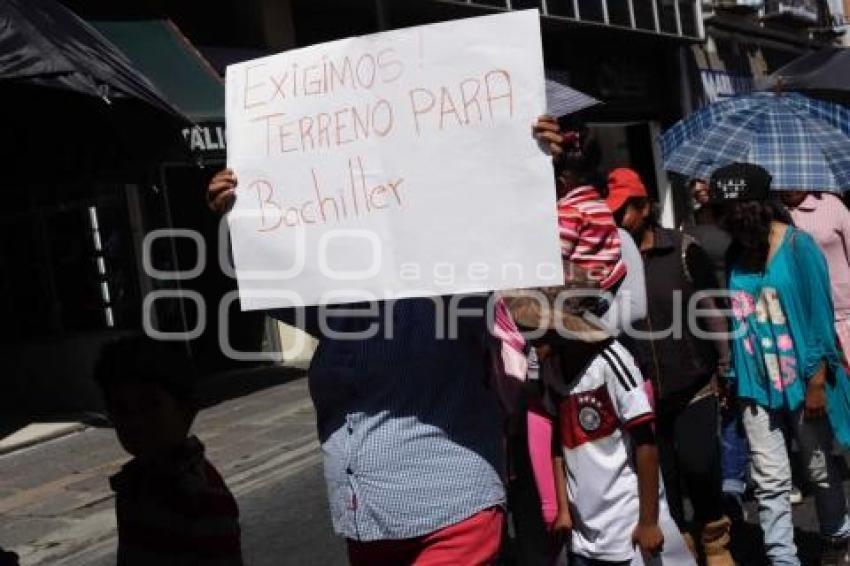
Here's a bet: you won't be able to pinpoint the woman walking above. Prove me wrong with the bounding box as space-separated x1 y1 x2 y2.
711 163 850 566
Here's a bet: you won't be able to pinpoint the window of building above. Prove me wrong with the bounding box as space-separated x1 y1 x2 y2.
445 0 703 38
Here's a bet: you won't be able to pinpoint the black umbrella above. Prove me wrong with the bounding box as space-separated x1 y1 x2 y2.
0 0 193 181
760 47 850 105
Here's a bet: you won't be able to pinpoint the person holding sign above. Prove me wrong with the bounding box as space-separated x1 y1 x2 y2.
208 116 567 565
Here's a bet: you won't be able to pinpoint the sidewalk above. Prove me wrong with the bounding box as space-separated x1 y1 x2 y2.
0 367 317 566
0 364 304 456
0 424 87 457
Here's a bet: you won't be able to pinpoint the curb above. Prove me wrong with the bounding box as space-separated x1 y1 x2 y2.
0 423 87 457
0 365 307 457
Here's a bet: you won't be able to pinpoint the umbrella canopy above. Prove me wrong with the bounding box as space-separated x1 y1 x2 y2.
545 71 600 118
759 47 850 105
0 0 192 180
660 92 850 193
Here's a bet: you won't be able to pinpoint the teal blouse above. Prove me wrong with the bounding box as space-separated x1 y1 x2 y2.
729 227 850 447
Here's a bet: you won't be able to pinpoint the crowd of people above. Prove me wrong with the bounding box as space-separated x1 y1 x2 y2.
82 115 850 566
492 119 850 566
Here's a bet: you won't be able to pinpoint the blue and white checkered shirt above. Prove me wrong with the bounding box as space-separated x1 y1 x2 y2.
274 297 505 541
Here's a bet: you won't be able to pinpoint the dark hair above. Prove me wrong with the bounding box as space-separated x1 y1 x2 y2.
613 196 654 227
94 335 198 408
687 178 707 191
722 199 794 272
554 121 601 187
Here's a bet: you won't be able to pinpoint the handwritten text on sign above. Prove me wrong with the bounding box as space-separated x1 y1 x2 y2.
226 10 563 310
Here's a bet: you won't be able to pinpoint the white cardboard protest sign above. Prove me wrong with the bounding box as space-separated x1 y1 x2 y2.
225 9 562 310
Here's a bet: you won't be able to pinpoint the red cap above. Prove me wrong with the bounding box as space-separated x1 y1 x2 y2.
606 168 648 213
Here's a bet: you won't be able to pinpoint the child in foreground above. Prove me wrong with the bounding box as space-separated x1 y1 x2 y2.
540 338 695 566
95 336 243 566
500 285 694 565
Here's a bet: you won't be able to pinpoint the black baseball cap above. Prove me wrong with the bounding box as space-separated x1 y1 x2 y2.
709 163 772 203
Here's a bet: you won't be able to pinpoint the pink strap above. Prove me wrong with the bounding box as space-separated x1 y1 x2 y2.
489 299 529 413
527 403 558 526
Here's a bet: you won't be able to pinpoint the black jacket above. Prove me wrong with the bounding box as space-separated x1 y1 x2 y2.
633 228 728 400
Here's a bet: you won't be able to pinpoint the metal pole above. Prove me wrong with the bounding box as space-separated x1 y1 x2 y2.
652 0 661 32
673 0 683 36
158 166 193 359
125 183 158 332
678 46 695 115
696 0 706 40
375 0 389 30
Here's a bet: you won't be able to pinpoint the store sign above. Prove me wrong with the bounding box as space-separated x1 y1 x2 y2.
224 10 562 310
700 70 755 104
183 123 226 153
765 0 819 23
713 0 763 9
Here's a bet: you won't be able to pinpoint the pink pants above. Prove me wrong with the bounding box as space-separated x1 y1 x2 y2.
527 403 559 526
346 507 504 566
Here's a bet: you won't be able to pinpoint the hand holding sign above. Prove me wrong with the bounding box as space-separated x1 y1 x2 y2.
208 168 237 214
225 10 564 310
533 115 566 162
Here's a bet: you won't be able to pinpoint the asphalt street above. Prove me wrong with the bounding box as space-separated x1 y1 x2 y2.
63 457 348 566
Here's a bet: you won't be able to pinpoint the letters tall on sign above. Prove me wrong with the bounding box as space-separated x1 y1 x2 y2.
226 10 562 309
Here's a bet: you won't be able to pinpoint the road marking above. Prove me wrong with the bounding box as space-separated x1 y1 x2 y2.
14 508 116 566
229 436 321 495
251 398 316 426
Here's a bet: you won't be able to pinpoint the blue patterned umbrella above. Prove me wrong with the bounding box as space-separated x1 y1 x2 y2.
660 92 850 192
545 71 600 117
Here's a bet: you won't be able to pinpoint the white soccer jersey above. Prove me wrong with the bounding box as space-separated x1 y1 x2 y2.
544 341 655 562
